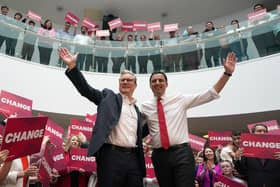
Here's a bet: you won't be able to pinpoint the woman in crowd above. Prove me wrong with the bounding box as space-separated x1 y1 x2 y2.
196 146 222 187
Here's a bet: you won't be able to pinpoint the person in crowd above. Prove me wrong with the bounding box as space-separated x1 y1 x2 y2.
51 135 89 187
73 26 93 71
58 47 146 187
127 34 137 73
220 131 241 163
38 19 56 65
137 34 149 74
111 33 126 73
164 31 181 72
149 32 162 72
94 36 109 73
182 26 202 71
196 146 222 187
57 21 77 67
0 5 9 50
21 20 37 61
203 21 220 67
214 160 246 187
141 52 236 187
234 123 280 187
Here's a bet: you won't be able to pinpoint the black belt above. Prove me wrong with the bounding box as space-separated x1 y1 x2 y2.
103 143 137 154
154 143 189 152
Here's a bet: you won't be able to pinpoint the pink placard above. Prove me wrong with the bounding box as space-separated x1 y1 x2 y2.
248 120 280 135
96 30 110 37
248 9 267 22
108 18 122 31
147 22 161 32
69 118 93 141
145 157 156 178
208 131 232 148
121 22 133 32
164 23 179 32
38 144 54 187
0 90 32 117
189 134 206 152
85 113 97 124
216 174 246 187
241 133 280 159
65 11 80 25
69 148 96 172
1 116 48 161
44 119 64 146
82 17 98 29
28 10 42 22
133 21 147 31
52 147 67 172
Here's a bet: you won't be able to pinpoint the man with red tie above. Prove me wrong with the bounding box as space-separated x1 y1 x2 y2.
141 52 237 187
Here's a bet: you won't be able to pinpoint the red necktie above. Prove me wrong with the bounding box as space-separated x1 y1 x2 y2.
157 97 170 150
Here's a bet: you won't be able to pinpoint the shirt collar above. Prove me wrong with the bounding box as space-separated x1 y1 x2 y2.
121 94 137 105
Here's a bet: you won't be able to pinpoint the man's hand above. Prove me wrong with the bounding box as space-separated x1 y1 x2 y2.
58 48 78 70
0 150 9 163
223 52 237 74
234 148 244 161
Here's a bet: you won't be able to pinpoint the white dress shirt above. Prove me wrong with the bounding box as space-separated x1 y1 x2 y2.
106 95 138 147
141 88 219 148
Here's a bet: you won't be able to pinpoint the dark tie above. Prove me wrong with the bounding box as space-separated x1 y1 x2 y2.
157 97 170 150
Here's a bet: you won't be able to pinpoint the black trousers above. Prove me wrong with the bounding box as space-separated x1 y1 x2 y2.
96 144 143 187
152 143 195 187
38 46 53 65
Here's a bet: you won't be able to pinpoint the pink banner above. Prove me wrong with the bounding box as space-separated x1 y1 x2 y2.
189 134 206 152
1 116 48 161
65 11 80 25
248 9 267 22
44 119 64 146
147 22 161 32
164 23 179 32
82 17 98 29
208 131 232 148
248 120 280 135
85 113 97 124
216 174 246 187
108 18 122 31
133 21 147 31
28 10 42 22
69 148 96 172
241 133 280 159
69 118 93 141
145 157 156 178
96 30 110 37
121 22 133 32
38 144 54 187
0 90 32 117
52 147 67 172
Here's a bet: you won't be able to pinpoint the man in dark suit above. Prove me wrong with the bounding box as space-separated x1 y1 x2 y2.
58 48 146 187
234 124 280 187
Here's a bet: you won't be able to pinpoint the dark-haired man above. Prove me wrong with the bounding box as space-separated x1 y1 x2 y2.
141 52 236 187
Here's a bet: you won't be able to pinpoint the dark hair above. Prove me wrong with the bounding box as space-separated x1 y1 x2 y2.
206 21 214 25
14 12 22 19
43 19 52 30
251 123 268 133
81 26 88 31
1 5 9 10
231 131 241 137
127 34 133 38
65 21 71 25
149 71 168 83
202 146 218 164
254 3 264 10
28 20 35 25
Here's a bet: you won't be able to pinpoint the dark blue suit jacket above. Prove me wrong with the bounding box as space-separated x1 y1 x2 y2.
66 67 146 177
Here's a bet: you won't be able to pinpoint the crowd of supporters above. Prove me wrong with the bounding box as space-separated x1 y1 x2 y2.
0 4 280 73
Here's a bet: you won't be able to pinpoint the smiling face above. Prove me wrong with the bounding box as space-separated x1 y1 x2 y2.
119 72 137 98
150 73 168 98
204 148 214 161
221 161 233 176
70 135 80 148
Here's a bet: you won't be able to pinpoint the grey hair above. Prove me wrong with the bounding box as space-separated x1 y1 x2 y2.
120 69 137 84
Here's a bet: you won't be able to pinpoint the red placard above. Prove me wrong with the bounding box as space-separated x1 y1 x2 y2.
145 157 156 178
216 174 246 187
38 143 54 187
52 147 67 172
65 11 80 25
241 133 280 159
44 119 64 146
28 10 42 22
0 90 32 117
248 120 280 135
147 22 161 32
69 118 93 141
133 21 147 31
85 113 97 124
208 131 232 148
164 23 179 32
69 148 96 172
82 17 98 29
1 116 48 161
108 18 122 31
189 134 206 152
248 9 267 22
96 30 110 37
121 22 133 32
